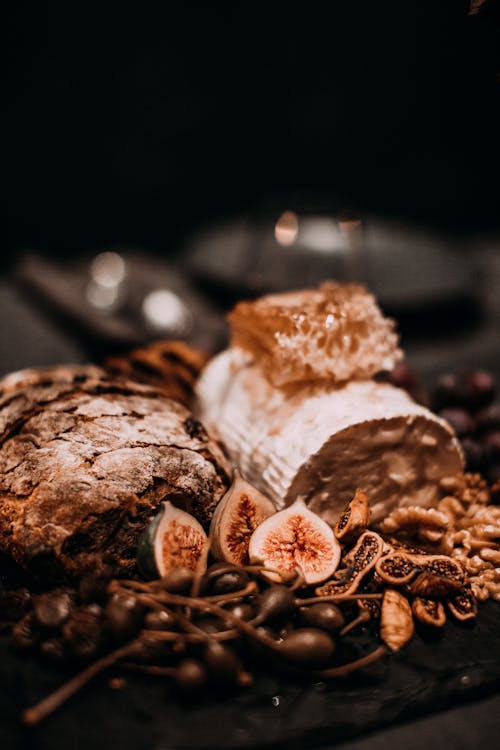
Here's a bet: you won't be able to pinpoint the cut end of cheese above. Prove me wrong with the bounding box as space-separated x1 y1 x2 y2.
196 351 464 524
228 282 402 386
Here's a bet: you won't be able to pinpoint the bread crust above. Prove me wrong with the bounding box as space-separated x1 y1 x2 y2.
0 366 230 579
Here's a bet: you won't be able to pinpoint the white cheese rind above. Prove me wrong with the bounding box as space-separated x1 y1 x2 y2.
196 349 464 524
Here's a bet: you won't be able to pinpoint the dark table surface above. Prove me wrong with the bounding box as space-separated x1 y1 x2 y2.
1 264 500 750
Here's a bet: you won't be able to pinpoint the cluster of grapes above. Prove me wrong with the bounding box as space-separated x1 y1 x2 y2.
388 366 500 486
0 560 385 725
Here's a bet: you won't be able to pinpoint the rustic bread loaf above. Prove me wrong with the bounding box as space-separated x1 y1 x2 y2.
0 365 230 579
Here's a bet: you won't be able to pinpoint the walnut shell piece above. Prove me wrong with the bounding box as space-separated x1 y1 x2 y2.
0 366 230 580
380 589 414 651
379 506 449 543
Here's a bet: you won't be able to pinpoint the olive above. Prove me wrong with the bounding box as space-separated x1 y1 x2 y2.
300 602 345 632
0 588 31 622
39 638 67 662
277 628 336 666
103 594 144 641
174 658 208 694
204 641 240 685
144 609 178 631
256 625 279 640
204 562 236 577
256 585 296 624
196 617 224 634
223 601 255 621
78 572 112 604
209 570 249 595
32 590 73 630
11 614 38 650
126 637 170 665
160 568 194 594
63 609 102 659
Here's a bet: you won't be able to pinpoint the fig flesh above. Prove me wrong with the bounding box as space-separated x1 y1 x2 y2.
209 470 275 565
248 497 341 584
137 501 208 579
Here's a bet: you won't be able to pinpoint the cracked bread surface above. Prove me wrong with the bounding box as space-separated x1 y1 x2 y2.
0 365 230 580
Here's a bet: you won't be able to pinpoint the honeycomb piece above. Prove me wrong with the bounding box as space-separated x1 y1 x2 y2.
228 282 402 386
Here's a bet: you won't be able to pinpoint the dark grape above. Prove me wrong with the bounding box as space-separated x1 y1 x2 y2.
462 371 496 410
431 373 465 411
387 363 418 393
461 437 486 472
438 408 475 436
476 404 500 434
483 431 500 459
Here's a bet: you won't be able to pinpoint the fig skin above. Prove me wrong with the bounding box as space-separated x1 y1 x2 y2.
248 497 341 585
209 471 275 565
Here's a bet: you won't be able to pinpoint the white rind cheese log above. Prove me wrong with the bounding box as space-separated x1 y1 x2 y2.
196 349 464 525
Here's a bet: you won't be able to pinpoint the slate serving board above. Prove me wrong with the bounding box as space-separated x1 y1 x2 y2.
1 601 499 750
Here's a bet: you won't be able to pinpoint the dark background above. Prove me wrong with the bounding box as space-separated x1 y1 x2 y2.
5 1 500 262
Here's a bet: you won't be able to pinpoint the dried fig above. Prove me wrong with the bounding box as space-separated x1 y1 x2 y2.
209 471 275 565
248 497 341 585
380 589 414 652
334 490 371 542
412 597 446 627
137 502 208 579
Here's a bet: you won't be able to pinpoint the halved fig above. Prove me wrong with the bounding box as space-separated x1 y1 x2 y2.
137 501 208 580
209 471 275 565
248 497 341 585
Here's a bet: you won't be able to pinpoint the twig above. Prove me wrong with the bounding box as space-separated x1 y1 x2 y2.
22 639 141 726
